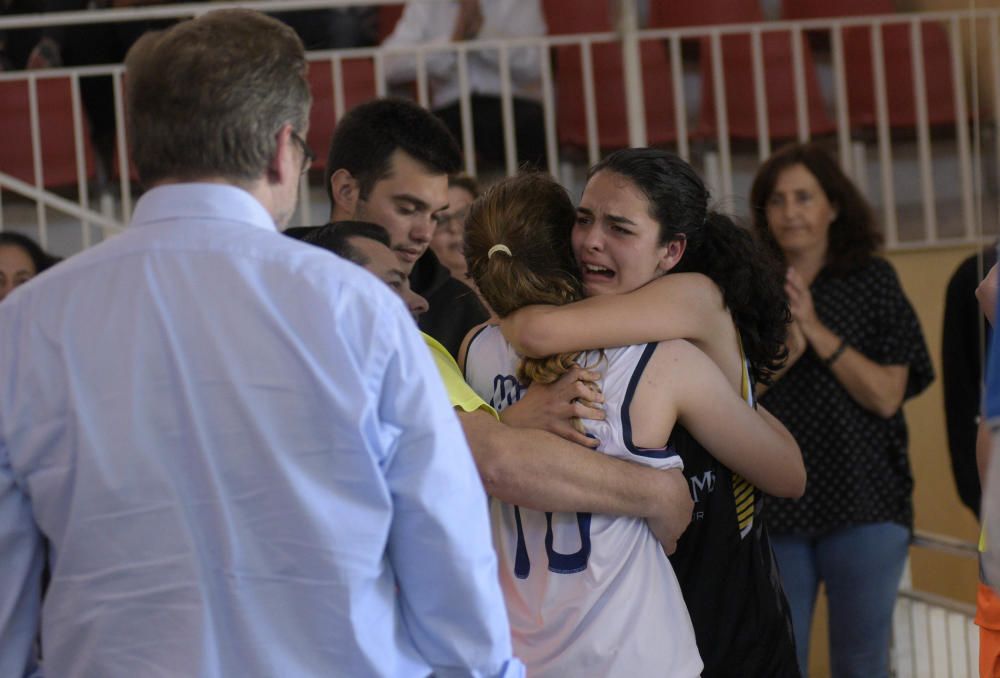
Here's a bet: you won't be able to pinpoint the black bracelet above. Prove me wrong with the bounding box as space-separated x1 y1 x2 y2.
823 338 848 367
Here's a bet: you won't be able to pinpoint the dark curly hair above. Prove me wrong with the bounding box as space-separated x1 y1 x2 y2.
589 148 790 385
749 141 882 274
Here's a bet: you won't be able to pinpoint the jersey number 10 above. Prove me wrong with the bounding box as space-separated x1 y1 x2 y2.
512 507 592 578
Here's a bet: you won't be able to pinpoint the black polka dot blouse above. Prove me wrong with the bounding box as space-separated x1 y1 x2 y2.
760 257 935 536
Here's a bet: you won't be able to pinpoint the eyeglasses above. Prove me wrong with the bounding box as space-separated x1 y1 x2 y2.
290 131 315 175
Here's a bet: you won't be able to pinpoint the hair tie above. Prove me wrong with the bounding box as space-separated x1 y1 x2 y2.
488 244 512 259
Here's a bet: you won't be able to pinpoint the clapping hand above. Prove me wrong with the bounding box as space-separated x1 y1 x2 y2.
785 267 820 335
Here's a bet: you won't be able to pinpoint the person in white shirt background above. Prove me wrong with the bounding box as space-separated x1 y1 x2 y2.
383 0 548 173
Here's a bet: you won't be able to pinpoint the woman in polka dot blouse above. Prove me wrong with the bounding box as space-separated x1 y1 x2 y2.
751 142 934 678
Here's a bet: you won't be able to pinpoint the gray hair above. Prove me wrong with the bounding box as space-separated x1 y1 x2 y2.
125 9 311 185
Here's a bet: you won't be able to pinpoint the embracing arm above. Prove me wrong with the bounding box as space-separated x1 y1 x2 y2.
500 273 727 357
460 409 692 552
665 341 805 498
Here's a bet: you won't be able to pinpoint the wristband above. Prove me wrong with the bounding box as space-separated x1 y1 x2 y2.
823 338 848 367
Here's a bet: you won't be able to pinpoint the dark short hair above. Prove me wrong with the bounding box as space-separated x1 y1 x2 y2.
749 142 882 273
324 98 462 204
299 221 391 265
125 9 311 185
0 232 60 273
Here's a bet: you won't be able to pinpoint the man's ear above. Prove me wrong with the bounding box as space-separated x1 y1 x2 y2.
267 124 296 185
330 168 360 218
657 238 687 274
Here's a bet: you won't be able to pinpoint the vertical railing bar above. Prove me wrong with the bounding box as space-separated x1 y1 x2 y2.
457 46 477 177
968 616 976 677
332 55 345 122
112 68 131 222
498 44 518 176
910 16 937 244
945 612 954 678
540 42 559 178
710 30 733 199
969 11 984 270
619 0 646 148
27 75 48 248
792 24 809 142
750 26 769 161
950 16 974 241
70 74 91 248
831 23 853 177
373 50 386 98
669 33 689 162
581 38 599 167
927 603 936 676
871 21 897 246
415 51 429 109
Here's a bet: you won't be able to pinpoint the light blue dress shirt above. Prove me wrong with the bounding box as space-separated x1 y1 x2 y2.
0 183 523 678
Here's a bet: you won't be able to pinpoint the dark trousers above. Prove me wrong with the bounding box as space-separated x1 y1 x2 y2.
435 94 547 173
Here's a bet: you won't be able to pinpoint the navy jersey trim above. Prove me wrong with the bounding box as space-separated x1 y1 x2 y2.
622 342 678 459
462 324 493 380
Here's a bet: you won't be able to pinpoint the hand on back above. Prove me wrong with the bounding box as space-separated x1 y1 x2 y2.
500 365 605 448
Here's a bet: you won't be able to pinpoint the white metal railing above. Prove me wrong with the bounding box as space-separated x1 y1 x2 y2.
893 531 980 678
0 4 998 256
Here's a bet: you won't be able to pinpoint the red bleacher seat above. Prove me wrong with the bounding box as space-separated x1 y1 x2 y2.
783 0 958 130
306 58 379 170
543 0 679 150
650 0 834 141
0 78 97 188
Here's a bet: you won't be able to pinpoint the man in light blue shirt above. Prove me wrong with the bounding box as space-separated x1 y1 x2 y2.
0 10 521 677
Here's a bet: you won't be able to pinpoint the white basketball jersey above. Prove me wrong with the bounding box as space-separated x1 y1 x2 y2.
465 326 702 678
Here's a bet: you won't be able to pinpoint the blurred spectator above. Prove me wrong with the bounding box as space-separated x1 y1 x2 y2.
383 0 548 173
431 173 477 282
0 231 58 301
751 142 934 678
943 245 997 519
430 173 492 315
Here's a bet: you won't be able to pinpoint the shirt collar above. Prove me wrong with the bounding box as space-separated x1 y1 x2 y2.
130 183 278 233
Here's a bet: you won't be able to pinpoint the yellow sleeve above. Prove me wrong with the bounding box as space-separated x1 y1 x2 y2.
422 333 499 420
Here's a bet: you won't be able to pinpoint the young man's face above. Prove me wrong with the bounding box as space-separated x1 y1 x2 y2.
353 149 450 275
349 236 429 320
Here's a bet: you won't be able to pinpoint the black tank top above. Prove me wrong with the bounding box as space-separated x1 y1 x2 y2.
667 423 801 678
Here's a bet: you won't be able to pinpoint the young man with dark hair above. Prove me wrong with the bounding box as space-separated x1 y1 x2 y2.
320 97 489 357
